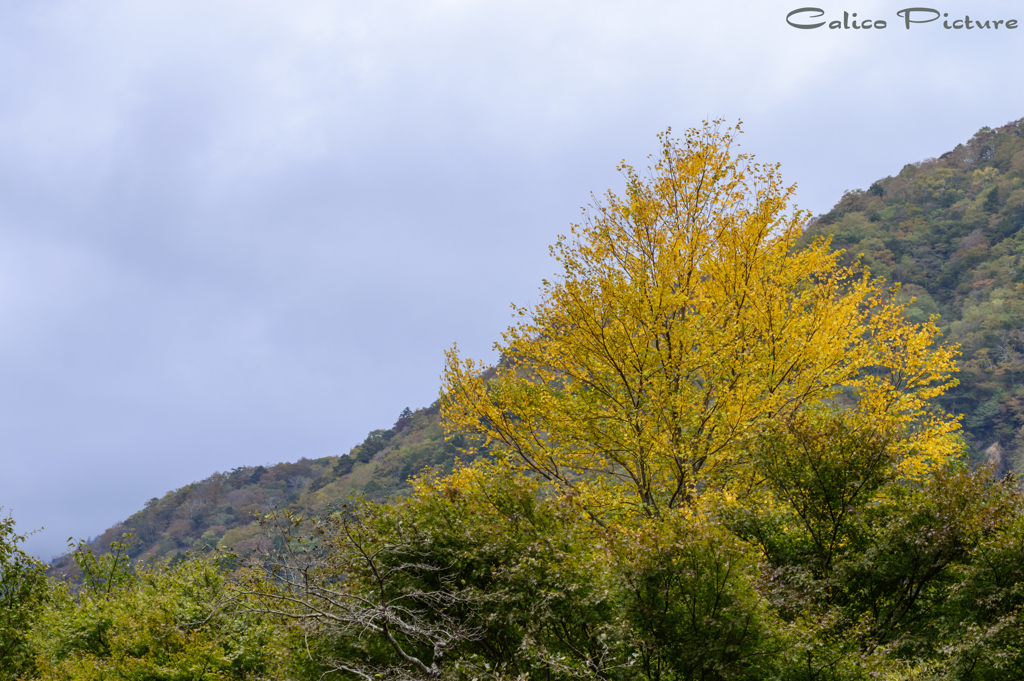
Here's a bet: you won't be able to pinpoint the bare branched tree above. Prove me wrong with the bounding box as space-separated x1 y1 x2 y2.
232 503 485 681
186 497 207 519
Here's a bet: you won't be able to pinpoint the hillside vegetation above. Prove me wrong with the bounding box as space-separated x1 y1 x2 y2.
49 403 484 577
54 119 1024 573
8 118 1024 681
799 118 1024 470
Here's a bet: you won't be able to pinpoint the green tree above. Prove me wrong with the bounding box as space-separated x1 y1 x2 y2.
240 461 797 681
28 544 281 680
0 509 49 680
723 415 1024 676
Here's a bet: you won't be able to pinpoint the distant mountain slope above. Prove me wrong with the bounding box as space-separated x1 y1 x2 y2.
50 403 482 577
799 117 1024 471
57 120 1024 574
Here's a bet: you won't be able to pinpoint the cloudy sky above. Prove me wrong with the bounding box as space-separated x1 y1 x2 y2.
2 0 1021 559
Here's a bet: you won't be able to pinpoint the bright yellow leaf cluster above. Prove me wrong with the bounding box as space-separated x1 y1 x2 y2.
442 120 960 522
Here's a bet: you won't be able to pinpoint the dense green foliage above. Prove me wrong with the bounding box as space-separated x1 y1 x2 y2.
799 118 1024 470
28 549 280 680
1 509 49 680
9 447 1024 680
234 444 1024 681
241 462 782 681
9 440 1024 681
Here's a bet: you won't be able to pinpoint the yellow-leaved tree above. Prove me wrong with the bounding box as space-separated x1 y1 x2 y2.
442 120 960 522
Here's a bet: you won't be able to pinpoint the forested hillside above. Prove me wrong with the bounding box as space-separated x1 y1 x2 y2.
799 118 1024 471
9 119 1024 680
48 403 484 577
54 119 1024 573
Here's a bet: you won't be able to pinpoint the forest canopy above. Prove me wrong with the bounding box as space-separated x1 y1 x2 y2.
799 119 1024 472
442 120 961 522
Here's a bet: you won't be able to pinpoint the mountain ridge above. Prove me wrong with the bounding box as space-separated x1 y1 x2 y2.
48 402 483 578
799 116 1024 469
57 116 1024 572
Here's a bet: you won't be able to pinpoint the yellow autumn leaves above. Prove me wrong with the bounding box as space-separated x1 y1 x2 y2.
442 120 961 522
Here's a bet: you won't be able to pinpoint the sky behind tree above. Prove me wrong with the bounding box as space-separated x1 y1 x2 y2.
1 0 1022 559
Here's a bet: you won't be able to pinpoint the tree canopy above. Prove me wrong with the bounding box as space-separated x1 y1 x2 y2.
442 120 961 521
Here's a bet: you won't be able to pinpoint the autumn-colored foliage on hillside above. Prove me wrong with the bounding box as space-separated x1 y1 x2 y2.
46 403 475 578
9 119 1024 681
800 119 1024 470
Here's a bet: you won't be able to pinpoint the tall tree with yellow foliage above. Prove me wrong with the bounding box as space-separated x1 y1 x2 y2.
442 120 961 522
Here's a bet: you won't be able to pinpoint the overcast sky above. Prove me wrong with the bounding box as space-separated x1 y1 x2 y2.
2 0 1022 559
